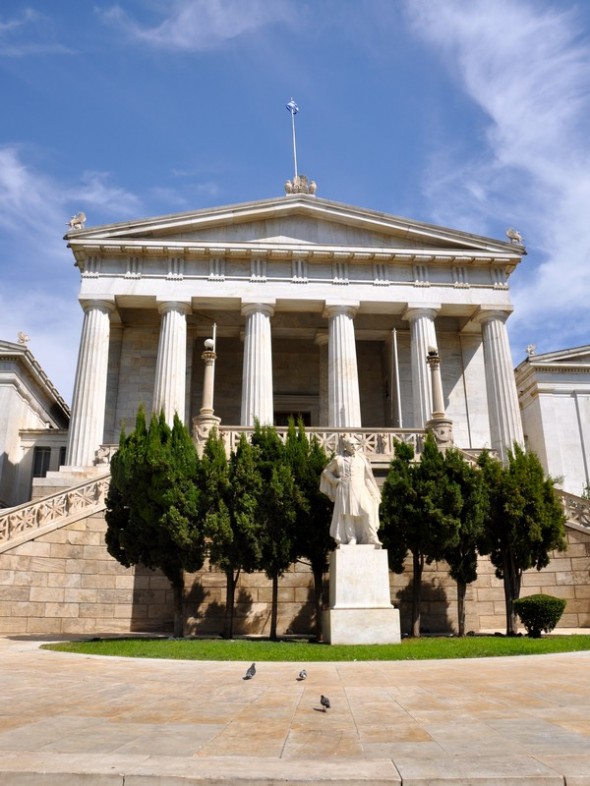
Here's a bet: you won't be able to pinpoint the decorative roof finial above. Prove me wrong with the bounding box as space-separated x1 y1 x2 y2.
68 212 86 230
506 227 523 244
17 331 30 345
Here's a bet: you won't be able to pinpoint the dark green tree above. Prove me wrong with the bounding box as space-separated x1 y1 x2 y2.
105 407 206 637
285 419 332 640
251 423 302 641
201 431 263 638
440 449 486 636
478 444 567 635
380 435 461 637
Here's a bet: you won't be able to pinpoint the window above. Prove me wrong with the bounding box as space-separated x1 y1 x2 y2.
32 447 52 478
59 446 67 467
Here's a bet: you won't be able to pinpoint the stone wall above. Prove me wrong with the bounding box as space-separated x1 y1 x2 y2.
0 511 588 636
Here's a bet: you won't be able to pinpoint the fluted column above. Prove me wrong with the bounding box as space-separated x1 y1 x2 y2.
403 305 440 427
152 301 191 425
241 302 275 426
315 332 329 426
66 299 115 467
324 303 361 428
477 308 524 461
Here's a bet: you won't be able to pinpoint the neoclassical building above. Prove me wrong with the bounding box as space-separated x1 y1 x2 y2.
1 181 588 636
62 182 525 471
517 345 590 497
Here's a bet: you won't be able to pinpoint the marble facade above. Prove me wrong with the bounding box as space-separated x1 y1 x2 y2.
516 345 590 496
61 191 526 466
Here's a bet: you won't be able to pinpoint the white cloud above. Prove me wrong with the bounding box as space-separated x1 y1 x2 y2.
68 171 142 218
0 8 74 56
0 147 144 401
99 0 295 51
403 0 590 354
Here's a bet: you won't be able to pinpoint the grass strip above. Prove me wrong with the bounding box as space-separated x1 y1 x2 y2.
44 634 590 662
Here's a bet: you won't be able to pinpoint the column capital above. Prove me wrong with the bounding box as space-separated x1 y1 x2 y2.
315 331 329 347
402 303 441 322
323 300 360 319
157 300 192 316
241 300 276 318
79 298 115 315
474 305 514 325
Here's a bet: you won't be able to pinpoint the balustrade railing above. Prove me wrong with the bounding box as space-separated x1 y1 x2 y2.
0 474 110 551
216 427 426 460
557 489 590 531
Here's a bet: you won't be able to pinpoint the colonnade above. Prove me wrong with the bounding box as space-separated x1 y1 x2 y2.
65 298 523 467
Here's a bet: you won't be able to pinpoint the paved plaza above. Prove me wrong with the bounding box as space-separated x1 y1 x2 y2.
0 635 589 785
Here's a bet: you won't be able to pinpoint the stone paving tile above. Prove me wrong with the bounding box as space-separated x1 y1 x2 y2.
0 637 590 783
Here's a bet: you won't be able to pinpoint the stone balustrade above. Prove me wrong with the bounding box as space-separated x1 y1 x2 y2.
215 427 426 460
557 489 590 530
0 474 110 553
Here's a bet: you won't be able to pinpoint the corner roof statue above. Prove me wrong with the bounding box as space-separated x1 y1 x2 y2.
68 212 87 230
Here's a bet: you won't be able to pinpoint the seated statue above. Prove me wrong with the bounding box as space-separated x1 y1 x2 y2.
320 437 382 547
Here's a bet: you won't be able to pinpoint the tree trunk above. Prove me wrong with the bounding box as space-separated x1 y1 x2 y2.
270 573 279 641
457 579 466 637
312 563 325 642
411 551 423 637
170 569 185 638
503 552 521 636
223 569 238 639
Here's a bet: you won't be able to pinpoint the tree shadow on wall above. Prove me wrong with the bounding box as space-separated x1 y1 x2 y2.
186 587 261 637
286 584 316 638
394 578 452 636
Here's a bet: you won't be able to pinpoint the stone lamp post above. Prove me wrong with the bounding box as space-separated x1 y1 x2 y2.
425 348 454 450
192 327 221 454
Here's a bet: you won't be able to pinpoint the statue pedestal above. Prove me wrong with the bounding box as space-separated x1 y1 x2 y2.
323 545 401 645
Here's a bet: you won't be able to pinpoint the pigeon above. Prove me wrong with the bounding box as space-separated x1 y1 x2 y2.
320 694 331 711
296 669 307 681
242 663 256 680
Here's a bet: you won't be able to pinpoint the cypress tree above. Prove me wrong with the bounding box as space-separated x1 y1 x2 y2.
105 407 205 637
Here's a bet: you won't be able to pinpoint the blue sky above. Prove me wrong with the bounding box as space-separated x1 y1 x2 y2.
1 0 589 404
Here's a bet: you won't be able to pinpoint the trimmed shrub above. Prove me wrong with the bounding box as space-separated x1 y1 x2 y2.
514 594 566 638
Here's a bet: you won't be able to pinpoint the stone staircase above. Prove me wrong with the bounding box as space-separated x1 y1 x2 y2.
0 473 110 554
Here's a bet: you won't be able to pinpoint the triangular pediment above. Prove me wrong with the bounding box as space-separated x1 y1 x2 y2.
530 345 590 366
65 194 521 259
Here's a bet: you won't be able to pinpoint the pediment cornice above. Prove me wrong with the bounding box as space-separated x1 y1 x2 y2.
65 194 524 264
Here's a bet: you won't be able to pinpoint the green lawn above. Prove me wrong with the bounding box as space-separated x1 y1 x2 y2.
44 634 590 662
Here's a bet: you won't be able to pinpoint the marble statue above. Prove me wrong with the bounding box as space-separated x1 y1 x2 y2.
68 212 87 230
320 437 382 547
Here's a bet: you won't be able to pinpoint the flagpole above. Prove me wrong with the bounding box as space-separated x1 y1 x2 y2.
286 98 299 180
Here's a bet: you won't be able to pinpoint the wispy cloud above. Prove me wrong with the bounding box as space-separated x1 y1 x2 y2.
0 8 74 56
403 0 590 353
68 171 142 217
99 0 295 51
0 146 142 400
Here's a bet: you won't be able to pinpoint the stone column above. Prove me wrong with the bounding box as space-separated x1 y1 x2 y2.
324 303 361 428
66 299 115 467
152 301 191 425
241 302 275 426
477 307 524 461
403 304 440 428
315 332 329 426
